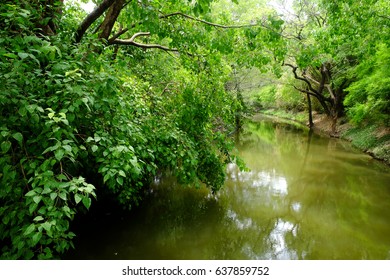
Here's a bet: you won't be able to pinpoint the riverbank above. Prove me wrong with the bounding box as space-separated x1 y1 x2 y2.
259 109 390 164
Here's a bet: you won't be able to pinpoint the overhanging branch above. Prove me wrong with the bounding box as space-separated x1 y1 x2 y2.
114 40 179 52
127 32 151 42
160 12 258 29
111 32 179 53
108 11 283 43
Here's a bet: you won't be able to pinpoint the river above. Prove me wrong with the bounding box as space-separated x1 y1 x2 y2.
67 115 390 259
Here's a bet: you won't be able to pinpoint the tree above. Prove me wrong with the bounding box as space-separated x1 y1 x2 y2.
271 0 344 131
1 0 261 259
275 0 389 130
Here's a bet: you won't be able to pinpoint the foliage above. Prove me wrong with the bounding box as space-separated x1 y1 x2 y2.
0 0 249 259
318 0 389 125
344 44 390 125
0 4 97 259
253 0 388 129
274 76 306 112
253 85 277 108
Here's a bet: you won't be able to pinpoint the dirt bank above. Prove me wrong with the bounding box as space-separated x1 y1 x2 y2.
311 112 390 164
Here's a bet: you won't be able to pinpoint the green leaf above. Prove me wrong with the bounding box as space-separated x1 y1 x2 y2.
63 145 72 152
116 176 124 185
31 232 42 246
42 221 52 232
12 132 23 143
57 174 67 181
82 196 91 209
1 141 12 153
29 203 38 214
33 216 44 222
43 247 53 259
25 190 36 197
17 240 25 250
18 106 27 117
91 145 98 153
58 192 67 201
118 170 126 177
33 195 42 204
42 187 51 195
74 193 82 204
103 173 110 183
18 52 29 59
37 207 47 215
24 224 35 236
3 53 17 59
63 205 71 213
55 149 64 161
50 192 58 200
2 215 10 225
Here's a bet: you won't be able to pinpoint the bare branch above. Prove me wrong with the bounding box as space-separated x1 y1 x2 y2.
292 85 317 97
112 38 179 52
283 63 320 95
109 31 151 45
128 32 151 41
160 12 258 29
303 73 320 86
325 84 336 100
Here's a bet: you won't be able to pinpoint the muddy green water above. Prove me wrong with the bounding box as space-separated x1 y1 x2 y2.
68 115 390 260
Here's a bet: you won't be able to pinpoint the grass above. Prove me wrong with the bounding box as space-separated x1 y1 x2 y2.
342 125 390 164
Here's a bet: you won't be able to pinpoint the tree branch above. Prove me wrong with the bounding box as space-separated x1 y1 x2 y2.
74 0 117 43
283 63 320 95
108 11 283 43
293 85 331 114
111 37 179 52
160 12 258 29
292 85 317 98
128 32 151 42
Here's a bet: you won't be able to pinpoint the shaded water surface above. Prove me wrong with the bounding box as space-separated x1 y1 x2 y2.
68 115 390 259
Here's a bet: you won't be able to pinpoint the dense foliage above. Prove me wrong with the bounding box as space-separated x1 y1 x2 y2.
0 0 257 259
246 0 389 127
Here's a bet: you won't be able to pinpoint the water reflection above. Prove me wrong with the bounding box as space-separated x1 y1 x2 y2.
67 115 390 260
228 164 288 195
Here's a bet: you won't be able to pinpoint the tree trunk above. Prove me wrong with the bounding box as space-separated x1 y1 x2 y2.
307 92 313 128
98 0 126 41
74 0 117 43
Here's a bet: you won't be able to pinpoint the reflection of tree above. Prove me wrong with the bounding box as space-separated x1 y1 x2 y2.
229 117 390 259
